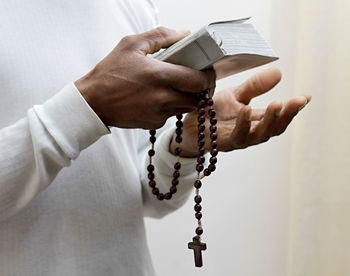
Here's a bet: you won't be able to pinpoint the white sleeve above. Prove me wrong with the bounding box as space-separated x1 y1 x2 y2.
138 118 202 218
0 83 109 222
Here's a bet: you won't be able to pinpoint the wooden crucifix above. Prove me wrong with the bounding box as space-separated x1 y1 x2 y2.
188 236 207 267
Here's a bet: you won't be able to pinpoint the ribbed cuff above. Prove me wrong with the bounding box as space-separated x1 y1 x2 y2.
34 82 110 159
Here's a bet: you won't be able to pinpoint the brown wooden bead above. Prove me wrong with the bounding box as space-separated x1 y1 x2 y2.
148 149 155 157
149 136 156 143
198 125 205 132
194 180 202 188
149 181 156 188
152 188 159 195
196 227 204 235
195 212 203 220
194 204 202 212
203 169 211 176
173 170 180 179
211 141 218 149
206 98 214 106
210 118 217 125
176 114 183 120
174 162 181 170
211 149 218 156
157 193 165 200
210 133 217 140
149 130 156 136
198 116 205 124
176 121 183 128
170 186 177 194
198 108 206 116
147 164 154 172
198 100 206 108
172 179 179 186
198 132 205 141
148 173 155 180
209 156 217 164
164 193 172 200
194 195 202 203
210 125 217 133
208 164 216 172
197 156 205 164
208 109 216 118
198 148 205 156
175 128 183 135
175 136 183 143
198 141 205 149
196 164 204 172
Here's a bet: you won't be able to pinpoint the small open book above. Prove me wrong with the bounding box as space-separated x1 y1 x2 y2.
154 18 278 80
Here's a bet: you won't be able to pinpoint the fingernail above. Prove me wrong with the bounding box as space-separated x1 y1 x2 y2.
298 101 308 112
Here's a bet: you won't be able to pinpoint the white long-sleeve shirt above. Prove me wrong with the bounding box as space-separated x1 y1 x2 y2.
0 1 198 275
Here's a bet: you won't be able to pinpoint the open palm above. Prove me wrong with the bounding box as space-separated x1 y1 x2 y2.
173 68 311 156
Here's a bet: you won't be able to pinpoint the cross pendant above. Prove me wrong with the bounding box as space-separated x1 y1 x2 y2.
188 236 207 267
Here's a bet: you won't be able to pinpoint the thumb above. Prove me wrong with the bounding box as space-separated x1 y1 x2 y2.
137 27 190 55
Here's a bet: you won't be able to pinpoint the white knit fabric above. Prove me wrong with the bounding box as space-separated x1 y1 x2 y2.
0 1 198 275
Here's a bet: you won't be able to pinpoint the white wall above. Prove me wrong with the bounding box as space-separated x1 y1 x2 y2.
145 1 292 275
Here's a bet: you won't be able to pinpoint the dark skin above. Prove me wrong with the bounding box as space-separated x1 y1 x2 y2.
76 27 311 158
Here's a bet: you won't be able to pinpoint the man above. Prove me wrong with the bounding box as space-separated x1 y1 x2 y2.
0 0 310 275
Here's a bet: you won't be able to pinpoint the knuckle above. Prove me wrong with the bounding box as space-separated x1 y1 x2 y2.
120 35 137 48
154 26 171 38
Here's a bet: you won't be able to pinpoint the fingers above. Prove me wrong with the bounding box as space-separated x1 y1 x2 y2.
250 101 282 143
136 27 190 54
273 96 310 135
229 106 252 149
157 63 216 92
235 68 282 104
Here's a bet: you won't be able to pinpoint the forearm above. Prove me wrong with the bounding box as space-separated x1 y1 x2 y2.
0 83 109 222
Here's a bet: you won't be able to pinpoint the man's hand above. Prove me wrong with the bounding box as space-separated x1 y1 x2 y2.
170 68 311 157
75 27 215 129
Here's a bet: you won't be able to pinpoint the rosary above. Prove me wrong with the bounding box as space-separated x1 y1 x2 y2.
147 90 218 268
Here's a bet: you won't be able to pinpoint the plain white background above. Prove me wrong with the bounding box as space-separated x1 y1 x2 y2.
145 1 294 275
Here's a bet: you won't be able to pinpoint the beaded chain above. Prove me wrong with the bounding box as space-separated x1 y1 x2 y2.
147 91 218 267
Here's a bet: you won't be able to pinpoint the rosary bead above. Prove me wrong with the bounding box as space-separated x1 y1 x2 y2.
209 156 217 165
208 164 216 172
195 227 204 235
170 186 177 194
211 141 218 149
198 132 205 141
148 173 155 181
196 164 204 172
149 136 156 144
149 130 156 136
176 121 183 128
147 164 155 172
176 114 183 120
175 128 183 135
197 156 205 164
157 193 165 200
198 100 206 108
198 108 206 116
173 170 180 179
209 125 217 133
194 195 202 203
210 118 217 125
195 212 203 220
210 133 218 140
174 147 182 156
194 180 202 188
208 109 216 118
198 141 205 149
174 162 181 170
198 148 206 156
194 204 202 212
148 149 155 157
198 125 206 132
164 193 172 200
175 136 183 143
211 149 218 157
203 169 211 176
149 180 156 188
206 98 214 106
198 116 206 124
172 179 179 186
152 188 159 195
